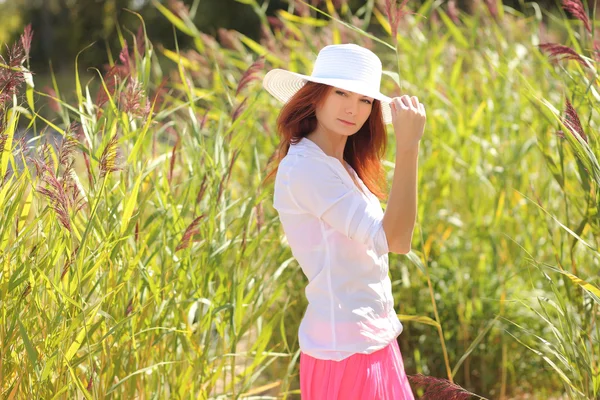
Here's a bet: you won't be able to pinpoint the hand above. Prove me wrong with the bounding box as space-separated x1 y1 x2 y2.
390 95 426 151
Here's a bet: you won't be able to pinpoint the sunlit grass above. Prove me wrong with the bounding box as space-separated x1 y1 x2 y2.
0 0 598 398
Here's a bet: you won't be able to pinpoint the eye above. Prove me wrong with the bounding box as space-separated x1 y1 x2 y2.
336 90 372 104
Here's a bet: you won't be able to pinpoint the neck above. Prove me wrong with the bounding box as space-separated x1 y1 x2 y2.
305 129 348 164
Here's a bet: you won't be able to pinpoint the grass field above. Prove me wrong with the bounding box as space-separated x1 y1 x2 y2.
0 0 598 398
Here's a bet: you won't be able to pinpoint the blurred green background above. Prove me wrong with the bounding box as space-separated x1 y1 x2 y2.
0 0 586 72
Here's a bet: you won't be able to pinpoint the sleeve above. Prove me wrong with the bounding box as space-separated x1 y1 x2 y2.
283 156 390 257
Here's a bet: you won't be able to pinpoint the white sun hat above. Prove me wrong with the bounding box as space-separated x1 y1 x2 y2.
262 43 393 124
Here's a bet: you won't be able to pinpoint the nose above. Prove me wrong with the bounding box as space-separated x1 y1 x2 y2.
345 99 359 115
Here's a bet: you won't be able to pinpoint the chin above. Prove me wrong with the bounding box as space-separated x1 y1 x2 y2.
335 130 356 137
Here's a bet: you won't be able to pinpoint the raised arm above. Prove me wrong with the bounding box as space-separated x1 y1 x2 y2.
382 95 426 254
382 144 419 254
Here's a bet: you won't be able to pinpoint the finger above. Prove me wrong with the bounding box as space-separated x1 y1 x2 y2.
392 98 403 111
411 96 419 110
399 96 411 109
409 97 420 113
418 102 425 116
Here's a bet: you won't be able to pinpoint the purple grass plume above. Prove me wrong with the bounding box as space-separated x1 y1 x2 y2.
176 214 206 251
562 0 591 33
119 78 151 119
384 0 411 39
218 28 244 52
557 97 588 144
196 174 208 205
235 56 265 97
231 97 248 122
408 374 487 400
168 132 180 185
0 24 34 110
33 159 74 233
538 43 587 66
96 27 146 114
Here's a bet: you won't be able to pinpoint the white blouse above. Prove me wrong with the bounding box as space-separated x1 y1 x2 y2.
272 136 403 361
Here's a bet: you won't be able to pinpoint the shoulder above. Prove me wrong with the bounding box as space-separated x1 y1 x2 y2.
280 154 343 185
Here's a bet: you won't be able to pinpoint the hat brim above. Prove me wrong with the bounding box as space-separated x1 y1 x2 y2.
262 69 393 125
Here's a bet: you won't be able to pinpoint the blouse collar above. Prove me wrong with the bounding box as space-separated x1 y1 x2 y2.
287 136 359 182
287 136 325 158
288 137 347 166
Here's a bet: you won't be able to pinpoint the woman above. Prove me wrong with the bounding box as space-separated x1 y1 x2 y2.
262 43 425 399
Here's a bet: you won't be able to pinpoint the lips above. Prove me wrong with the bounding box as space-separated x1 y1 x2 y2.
338 119 356 126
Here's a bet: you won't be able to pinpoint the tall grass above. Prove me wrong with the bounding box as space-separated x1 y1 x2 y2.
1 10 291 400
0 0 598 398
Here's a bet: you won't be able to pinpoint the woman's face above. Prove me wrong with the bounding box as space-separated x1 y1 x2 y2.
315 87 374 136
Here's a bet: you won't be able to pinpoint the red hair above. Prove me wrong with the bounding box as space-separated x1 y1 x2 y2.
261 81 389 201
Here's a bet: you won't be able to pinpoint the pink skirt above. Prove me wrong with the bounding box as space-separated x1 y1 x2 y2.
299 339 415 400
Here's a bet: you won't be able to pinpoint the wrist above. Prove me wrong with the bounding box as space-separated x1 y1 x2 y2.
396 141 420 153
